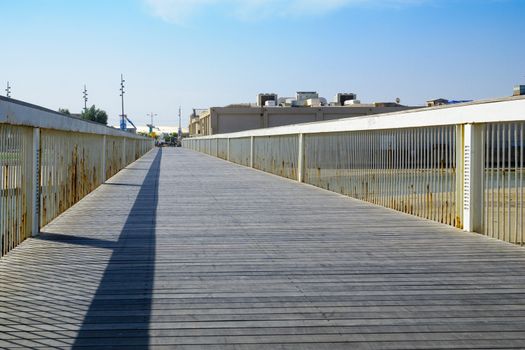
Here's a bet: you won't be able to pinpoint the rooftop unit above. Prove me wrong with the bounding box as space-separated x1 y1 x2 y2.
306 98 328 107
344 99 361 105
514 85 525 96
257 93 278 107
278 97 295 107
296 91 319 101
334 93 357 106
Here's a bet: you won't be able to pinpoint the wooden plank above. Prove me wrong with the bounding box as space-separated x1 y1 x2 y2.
1 148 525 348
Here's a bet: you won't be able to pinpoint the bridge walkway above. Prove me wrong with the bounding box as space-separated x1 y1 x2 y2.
1 148 525 349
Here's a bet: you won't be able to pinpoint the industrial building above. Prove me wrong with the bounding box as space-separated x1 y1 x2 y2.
189 92 421 136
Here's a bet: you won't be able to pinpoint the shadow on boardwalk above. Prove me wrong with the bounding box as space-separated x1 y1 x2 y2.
70 149 162 349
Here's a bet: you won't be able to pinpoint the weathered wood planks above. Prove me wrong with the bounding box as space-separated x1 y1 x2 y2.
1 148 525 349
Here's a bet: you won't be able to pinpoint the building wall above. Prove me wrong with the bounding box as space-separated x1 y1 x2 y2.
189 106 421 136
268 112 317 127
214 111 261 134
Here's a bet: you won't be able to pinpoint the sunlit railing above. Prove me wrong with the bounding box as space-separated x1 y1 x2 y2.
483 122 524 244
0 124 33 256
184 96 525 245
0 97 154 257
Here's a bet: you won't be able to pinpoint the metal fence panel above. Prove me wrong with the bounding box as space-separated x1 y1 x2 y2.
304 126 460 227
218 139 228 160
0 124 33 257
210 139 218 157
229 138 251 166
253 135 298 180
40 129 104 227
483 122 524 244
106 136 125 180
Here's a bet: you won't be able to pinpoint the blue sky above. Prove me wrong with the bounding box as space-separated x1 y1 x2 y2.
0 0 524 126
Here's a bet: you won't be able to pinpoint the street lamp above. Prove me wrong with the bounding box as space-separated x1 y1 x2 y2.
83 85 88 112
147 113 158 134
5 81 11 98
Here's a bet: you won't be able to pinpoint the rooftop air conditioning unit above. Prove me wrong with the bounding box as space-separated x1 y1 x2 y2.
296 91 319 101
335 93 357 106
257 93 278 107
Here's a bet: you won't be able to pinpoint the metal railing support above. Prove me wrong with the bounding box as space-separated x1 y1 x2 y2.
250 136 254 168
101 135 107 183
463 123 484 232
227 138 230 162
122 138 127 168
455 125 464 228
31 128 40 237
298 133 304 182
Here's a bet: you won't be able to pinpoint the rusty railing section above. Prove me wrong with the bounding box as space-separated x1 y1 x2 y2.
0 124 33 257
0 96 154 258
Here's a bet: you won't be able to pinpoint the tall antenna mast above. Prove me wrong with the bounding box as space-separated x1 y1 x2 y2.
119 74 126 130
83 85 88 112
5 81 11 98
147 112 157 134
178 106 182 144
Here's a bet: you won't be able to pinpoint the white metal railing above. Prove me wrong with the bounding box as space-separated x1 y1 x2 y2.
0 97 154 257
184 96 525 245
483 122 524 244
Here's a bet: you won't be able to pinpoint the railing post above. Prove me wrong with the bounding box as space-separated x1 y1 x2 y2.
122 137 127 168
250 136 254 168
298 133 304 182
227 138 230 162
101 135 107 183
455 125 464 228
462 123 484 232
31 128 40 237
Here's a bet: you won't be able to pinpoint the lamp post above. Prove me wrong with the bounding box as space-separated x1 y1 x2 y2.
83 85 88 112
119 74 126 131
178 106 182 145
5 81 11 98
147 113 158 134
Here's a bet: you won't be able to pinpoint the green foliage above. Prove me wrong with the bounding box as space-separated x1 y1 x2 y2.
81 105 108 125
58 108 70 115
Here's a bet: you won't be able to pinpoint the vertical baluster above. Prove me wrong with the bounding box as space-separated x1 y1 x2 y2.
514 123 519 244
484 124 490 235
519 122 525 245
496 124 501 240
502 124 507 240
508 124 512 242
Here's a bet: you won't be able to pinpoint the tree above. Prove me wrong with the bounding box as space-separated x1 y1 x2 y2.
164 132 178 142
58 108 70 115
81 105 108 125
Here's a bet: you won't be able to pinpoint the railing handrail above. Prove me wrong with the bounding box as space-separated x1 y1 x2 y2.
189 95 525 139
0 96 148 140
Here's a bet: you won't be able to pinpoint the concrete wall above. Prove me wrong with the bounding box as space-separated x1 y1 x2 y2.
189 105 421 136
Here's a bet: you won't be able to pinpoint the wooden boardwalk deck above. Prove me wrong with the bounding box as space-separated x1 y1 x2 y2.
2 148 525 349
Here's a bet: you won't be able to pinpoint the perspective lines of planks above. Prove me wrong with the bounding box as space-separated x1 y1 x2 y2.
1 147 525 349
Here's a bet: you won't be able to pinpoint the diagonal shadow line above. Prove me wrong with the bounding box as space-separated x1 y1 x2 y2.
102 182 144 187
71 148 162 349
35 233 116 250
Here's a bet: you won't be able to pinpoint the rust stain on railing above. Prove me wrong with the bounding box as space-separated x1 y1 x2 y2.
252 135 298 180
0 124 153 258
40 130 153 228
0 124 33 257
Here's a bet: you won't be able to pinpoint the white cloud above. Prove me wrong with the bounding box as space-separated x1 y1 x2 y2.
143 0 427 24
